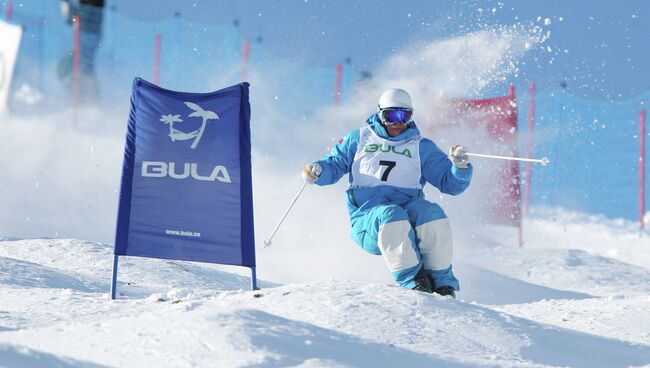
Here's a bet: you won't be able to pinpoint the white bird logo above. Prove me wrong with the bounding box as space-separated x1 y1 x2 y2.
159 102 219 149
184 102 219 149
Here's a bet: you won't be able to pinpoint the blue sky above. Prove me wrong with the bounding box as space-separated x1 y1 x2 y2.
8 0 649 101
111 0 649 100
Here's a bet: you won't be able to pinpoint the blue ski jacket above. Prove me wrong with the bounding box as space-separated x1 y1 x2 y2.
314 113 473 224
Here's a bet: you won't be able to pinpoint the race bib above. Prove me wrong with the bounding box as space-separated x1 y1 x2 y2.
351 127 422 189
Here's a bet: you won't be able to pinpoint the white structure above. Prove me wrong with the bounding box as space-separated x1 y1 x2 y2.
0 19 22 115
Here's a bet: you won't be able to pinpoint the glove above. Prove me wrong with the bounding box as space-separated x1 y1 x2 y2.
302 162 322 184
449 144 469 169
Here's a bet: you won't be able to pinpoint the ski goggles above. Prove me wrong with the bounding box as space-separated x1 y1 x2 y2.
380 108 413 125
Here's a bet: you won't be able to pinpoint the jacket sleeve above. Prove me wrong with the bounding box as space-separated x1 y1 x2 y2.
420 139 472 195
313 130 360 186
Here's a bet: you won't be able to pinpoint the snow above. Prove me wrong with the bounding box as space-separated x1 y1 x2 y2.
2 3 650 366
1 209 649 367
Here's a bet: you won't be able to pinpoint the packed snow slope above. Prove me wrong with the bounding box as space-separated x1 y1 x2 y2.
0 208 649 367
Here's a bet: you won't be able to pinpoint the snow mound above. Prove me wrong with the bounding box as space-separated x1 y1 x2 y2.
0 238 266 298
0 256 102 292
0 344 104 368
456 264 593 305
0 226 649 367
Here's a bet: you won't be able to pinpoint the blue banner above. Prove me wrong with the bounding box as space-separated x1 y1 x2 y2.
114 78 255 267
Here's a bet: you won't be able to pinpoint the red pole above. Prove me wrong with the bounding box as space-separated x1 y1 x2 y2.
153 34 161 85
524 82 536 215
507 84 523 247
640 109 647 231
6 0 13 20
72 16 80 119
241 41 250 82
334 63 343 106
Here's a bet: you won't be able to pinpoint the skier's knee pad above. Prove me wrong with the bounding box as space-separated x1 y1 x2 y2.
350 204 412 257
377 220 419 272
416 218 453 270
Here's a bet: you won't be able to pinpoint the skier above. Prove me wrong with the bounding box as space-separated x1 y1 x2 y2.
302 88 472 297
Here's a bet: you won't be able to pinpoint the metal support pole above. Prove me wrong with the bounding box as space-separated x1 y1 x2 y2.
250 266 257 290
110 254 119 299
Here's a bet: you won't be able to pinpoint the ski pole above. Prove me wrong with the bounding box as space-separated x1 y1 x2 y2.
465 152 550 166
264 181 308 247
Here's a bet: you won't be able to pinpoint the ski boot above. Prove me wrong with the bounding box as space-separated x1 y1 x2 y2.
412 267 433 293
434 285 456 299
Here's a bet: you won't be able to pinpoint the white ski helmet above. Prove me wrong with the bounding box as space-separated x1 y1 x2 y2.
378 88 413 110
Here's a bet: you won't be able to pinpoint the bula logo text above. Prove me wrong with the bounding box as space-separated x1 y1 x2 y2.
141 161 232 183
